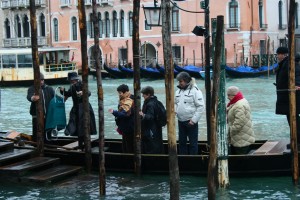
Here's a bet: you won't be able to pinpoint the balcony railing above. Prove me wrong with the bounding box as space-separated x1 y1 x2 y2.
3 37 47 47
278 24 287 30
1 0 46 9
97 0 113 6
225 23 240 30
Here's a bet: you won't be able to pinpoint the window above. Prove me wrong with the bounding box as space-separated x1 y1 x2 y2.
88 13 94 38
40 14 46 36
279 0 283 29
53 18 58 42
172 6 180 31
279 38 287 47
120 10 124 37
129 12 133 36
119 48 127 64
260 40 266 55
145 20 151 30
98 13 103 38
17 54 32 68
23 15 30 37
172 46 181 63
5 19 10 38
259 0 263 28
112 11 118 37
229 0 238 28
71 17 77 40
104 12 110 37
16 15 21 37
2 55 16 68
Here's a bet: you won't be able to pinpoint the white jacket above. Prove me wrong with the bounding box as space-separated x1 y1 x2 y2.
227 98 255 147
175 78 205 123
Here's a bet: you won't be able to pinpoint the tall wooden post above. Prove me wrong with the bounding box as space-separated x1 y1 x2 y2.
204 0 211 146
78 0 92 173
288 0 298 185
29 0 44 156
162 0 180 199
266 36 270 77
92 0 106 195
132 0 142 176
201 43 204 67
208 15 224 200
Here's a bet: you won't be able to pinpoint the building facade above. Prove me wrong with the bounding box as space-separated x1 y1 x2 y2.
1 0 299 69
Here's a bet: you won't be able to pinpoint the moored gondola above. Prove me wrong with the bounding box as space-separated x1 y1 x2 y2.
225 64 278 78
174 64 204 79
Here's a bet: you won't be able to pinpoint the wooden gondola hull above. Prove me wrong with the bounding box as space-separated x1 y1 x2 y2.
174 64 203 79
225 65 278 78
39 139 295 176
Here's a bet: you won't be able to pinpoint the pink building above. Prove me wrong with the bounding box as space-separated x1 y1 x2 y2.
2 0 299 69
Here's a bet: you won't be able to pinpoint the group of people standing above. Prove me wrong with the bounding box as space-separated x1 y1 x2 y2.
27 48 300 154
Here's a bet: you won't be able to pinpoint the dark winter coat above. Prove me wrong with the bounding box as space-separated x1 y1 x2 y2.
63 81 97 136
27 84 54 116
275 56 300 115
141 96 164 154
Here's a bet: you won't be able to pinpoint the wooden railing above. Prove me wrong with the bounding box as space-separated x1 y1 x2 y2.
45 63 76 72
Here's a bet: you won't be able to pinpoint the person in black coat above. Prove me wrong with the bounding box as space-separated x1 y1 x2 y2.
275 47 300 146
139 86 164 154
27 73 54 142
61 72 97 150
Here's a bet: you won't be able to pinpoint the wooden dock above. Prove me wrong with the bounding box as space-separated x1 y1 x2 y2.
0 139 82 184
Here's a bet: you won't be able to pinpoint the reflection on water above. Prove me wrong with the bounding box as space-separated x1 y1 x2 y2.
0 75 296 199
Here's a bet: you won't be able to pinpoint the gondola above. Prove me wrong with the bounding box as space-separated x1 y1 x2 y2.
8 134 295 176
118 64 134 78
140 65 164 79
199 70 213 79
225 64 278 78
103 63 131 79
156 64 179 78
174 64 204 79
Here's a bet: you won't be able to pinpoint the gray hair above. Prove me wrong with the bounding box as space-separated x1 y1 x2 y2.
227 86 240 96
176 72 191 83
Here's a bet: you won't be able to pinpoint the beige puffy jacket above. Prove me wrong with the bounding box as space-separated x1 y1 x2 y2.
227 98 255 147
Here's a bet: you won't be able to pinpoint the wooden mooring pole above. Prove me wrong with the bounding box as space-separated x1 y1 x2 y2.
29 0 44 156
91 0 106 195
132 0 142 176
161 0 180 199
288 0 299 185
78 0 92 173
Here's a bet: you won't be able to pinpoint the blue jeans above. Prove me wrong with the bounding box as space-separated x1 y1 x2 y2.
178 120 199 155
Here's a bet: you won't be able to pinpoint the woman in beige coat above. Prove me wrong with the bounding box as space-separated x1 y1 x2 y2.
227 86 255 154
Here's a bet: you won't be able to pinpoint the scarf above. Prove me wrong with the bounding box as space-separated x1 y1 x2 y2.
227 91 244 108
118 91 133 113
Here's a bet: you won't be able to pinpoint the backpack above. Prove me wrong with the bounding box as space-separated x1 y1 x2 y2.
155 100 167 127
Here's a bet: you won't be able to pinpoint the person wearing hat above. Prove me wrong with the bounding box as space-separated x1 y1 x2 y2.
275 47 300 148
61 72 97 150
175 72 205 155
27 73 54 142
226 86 255 154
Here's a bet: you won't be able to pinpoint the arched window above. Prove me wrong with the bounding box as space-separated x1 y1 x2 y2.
172 6 180 31
229 0 238 28
296 3 299 28
104 12 110 37
40 14 45 36
53 18 58 42
98 12 103 38
120 10 124 37
71 17 77 41
16 15 21 37
5 18 11 38
128 12 133 37
259 0 263 28
279 0 283 29
112 11 118 37
23 15 30 37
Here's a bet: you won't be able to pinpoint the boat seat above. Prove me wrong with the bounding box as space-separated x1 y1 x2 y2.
253 139 289 155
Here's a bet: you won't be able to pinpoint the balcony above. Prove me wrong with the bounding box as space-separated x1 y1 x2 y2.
225 23 240 30
278 24 287 30
260 24 268 30
1 0 46 9
60 0 71 7
97 0 113 6
3 37 47 48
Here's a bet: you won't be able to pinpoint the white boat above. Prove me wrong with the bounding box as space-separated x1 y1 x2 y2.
0 47 78 86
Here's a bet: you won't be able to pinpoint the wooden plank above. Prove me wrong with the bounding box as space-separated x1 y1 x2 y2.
22 165 82 183
0 149 34 165
0 141 14 151
62 139 97 150
0 157 60 175
268 139 290 154
253 141 279 155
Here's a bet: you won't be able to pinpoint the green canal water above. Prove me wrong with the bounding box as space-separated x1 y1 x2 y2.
0 75 299 199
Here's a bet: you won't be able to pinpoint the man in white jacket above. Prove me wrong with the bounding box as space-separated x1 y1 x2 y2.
175 72 205 154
